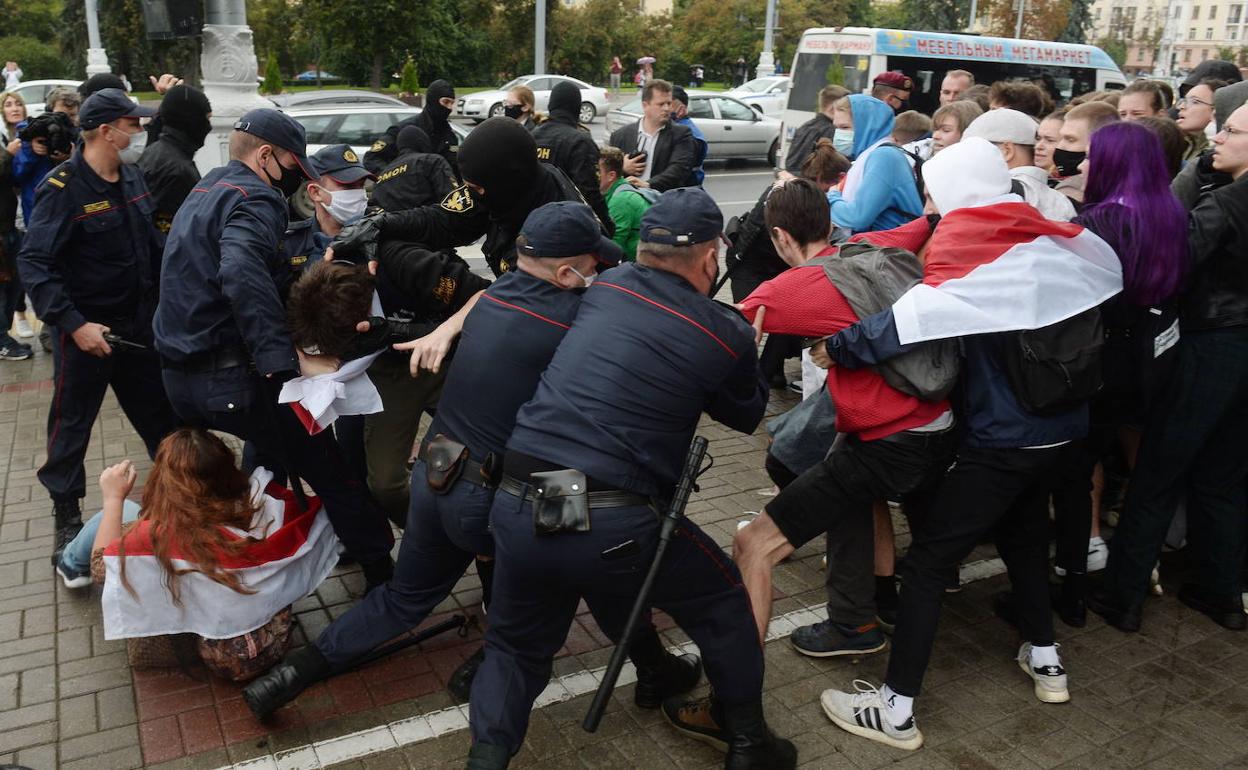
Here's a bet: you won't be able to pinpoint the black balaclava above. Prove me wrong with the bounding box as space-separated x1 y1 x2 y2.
457 117 540 214
424 80 455 125
547 80 581 124
159 85 213 149
79 74 126 98
396 125 432 154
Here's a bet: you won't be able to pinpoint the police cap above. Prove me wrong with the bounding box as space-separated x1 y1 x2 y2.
78 88 157 130
516 201 622 266
639 188 723 246
233 108 319 180
310 144 375 184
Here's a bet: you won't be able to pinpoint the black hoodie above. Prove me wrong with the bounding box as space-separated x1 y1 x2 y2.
531 81 614 236
364 79 460 178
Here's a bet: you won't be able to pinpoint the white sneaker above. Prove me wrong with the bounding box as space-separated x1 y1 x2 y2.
13 316 33 338
1017 643 1069 703
821 680 923 751
1086 537 1108 572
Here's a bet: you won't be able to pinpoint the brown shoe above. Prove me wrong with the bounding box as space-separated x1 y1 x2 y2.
662 694 728 751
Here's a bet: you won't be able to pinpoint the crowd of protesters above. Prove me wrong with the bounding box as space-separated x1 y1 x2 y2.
6 55 1248 768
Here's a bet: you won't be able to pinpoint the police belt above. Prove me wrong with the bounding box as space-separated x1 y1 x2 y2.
415 441 499 490
161 346 251 374
497 474 651 509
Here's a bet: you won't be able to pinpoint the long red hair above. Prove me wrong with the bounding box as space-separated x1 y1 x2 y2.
118 428 263 603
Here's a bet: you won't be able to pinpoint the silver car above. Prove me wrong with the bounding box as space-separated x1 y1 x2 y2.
605 91 781 164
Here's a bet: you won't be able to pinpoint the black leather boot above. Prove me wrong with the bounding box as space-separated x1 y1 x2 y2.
243 645 332 720
1086 588 1142 632
722 699 797 769
447 647 485 701
465 742 510 770
51 498 83 566
634 651 702 709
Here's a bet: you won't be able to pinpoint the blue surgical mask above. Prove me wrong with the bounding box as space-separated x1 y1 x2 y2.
832 130 855 158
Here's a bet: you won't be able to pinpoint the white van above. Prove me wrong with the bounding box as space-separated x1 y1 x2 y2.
781 27 1127 163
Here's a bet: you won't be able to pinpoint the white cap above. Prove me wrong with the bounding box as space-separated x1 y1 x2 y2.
963 108 1039 146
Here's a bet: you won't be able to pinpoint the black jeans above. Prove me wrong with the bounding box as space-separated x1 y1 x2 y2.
1103 327 1248 605
886 444 1064 697
767 428 957 627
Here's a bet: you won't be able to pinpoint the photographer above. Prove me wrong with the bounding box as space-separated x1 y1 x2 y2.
13 110 76 226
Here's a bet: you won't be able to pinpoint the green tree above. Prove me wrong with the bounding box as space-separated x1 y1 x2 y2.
1094 36 1128 67
1057 0 1092 42
261 52 284 94
902 0 964 31
0 36 70 80
1217 45 1238 61
872 1 911 28
550 0 644 83
399 56 420 94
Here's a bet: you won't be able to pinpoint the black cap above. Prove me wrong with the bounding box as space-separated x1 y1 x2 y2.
672 85 689 106
639 188 723 245
516 201 622 265
78 88 157 130
233 108 319 180
310 144 375 184
79 74 126 98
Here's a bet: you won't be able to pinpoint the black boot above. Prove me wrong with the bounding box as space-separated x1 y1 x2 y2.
1086 588 1142 632
465 743 510 770
51 498 83 567
722 699 797 770
634 651 702 709
1177 584 1248 631
243 645 332 720
1055 572 1087 628
447 647 485 701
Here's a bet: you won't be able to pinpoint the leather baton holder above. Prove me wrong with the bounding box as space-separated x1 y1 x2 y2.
532 469 591 535
425 434 469 495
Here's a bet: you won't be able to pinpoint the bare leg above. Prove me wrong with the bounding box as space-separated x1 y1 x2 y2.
733 511 795 645
1091 464 1104 539
873 500 895 577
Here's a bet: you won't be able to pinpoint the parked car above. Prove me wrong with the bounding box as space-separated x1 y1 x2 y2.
269 89 408 109
456 75 610 124
294 70 341 82
726 76 791 117
283 105 471 218
7 80 83 118
605 91 781 164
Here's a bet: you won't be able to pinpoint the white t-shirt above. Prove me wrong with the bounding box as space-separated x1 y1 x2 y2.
636 123 664 181
3 68 21 90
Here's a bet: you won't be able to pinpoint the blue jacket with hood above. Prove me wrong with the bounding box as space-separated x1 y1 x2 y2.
827 95 922 234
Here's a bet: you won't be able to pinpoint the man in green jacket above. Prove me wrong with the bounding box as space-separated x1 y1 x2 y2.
598 146 652 261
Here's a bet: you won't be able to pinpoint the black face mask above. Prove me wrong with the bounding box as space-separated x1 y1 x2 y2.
503 103 525 120
264 155 305 198
1052 148 1086 178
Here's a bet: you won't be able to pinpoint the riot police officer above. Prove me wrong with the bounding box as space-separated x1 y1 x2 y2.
364 79 459 179
335 117 602 277
18 89 178 573
280 143 373 278
465 189 795 770
532 80 613 235
153 109 396 589
369 125 457 213
138 85 213 234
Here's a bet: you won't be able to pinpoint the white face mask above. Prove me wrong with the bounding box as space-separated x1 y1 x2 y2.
569 266 596 289
319 187 368 224
115 128 147 164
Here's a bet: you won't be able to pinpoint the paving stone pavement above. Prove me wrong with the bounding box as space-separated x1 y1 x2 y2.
4 336 1248 770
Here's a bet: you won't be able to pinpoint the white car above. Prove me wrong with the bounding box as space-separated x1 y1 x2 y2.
285 105 470 159
726 76 791 117
456 75 610 124
605 91 781 164
7 80 83 118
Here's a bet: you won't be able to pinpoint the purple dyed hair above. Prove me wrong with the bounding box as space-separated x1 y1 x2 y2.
1080 121 1188 306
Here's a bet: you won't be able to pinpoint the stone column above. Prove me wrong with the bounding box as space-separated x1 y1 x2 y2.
194 0 270 171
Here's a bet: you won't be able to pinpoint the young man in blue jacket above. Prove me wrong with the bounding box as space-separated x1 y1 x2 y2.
826 94 923 234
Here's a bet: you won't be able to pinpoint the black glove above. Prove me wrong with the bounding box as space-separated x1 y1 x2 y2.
332 212 389 263
340 316 440 362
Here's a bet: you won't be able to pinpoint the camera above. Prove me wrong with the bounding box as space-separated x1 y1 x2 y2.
18 112 77 157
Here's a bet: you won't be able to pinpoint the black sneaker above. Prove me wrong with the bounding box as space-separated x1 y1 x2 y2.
51 499 83 567
791 619 886 658
0 343 31 361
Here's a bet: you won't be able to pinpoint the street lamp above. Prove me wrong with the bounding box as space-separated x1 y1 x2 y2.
83 0 111 75
756 0 778 77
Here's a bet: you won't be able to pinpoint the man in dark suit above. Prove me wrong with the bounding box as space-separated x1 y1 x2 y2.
608 79 697 192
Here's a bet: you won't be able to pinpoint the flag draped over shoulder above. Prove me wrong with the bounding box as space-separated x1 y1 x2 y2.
890 203 1123 345
101 468 341 641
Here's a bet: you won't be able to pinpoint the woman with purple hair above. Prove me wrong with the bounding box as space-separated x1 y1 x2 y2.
1048 121 1188 625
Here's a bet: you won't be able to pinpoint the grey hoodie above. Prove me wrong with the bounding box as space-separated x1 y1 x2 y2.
1171 80 1248 209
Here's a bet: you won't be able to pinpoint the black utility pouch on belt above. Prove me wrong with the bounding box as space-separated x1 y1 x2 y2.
425 434 469 494
532 469 591 535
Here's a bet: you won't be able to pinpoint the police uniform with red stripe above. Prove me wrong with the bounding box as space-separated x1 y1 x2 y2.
468 189 781 764
17 89 177 557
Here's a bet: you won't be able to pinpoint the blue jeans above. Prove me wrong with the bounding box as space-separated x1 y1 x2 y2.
60 499 142 574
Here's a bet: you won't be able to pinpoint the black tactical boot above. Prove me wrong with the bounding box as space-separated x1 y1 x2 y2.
243 645 332 720
465 742 510 770
634 652 702 709
722 699 798 770
51 498 83 567
447 647 485 701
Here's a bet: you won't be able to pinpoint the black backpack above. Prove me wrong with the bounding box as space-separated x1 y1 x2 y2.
998 307 1105 415
881 143 925 215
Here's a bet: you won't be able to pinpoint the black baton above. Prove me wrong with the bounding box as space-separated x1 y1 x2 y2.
583 435 710 732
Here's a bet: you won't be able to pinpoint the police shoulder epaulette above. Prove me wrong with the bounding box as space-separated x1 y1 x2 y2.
43 164 73 190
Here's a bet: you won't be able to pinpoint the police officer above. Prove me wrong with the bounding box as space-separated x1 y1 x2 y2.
532 81 613 235
18 88 178 571
138 85 213 234
243 201 699 717
335 117 602 277
153 109 396 589
369 125 457 213
281 143 373 276
465 190 795 770
364 79 459 178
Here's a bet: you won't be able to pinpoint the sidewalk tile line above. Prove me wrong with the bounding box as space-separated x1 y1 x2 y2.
210 555 1006 770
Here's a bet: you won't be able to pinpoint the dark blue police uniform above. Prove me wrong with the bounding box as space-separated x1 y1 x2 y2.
468 193 770 756
17 94 177 525
153 111 394 570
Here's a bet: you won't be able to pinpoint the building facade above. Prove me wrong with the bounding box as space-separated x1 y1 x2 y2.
1090 0 1248 76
